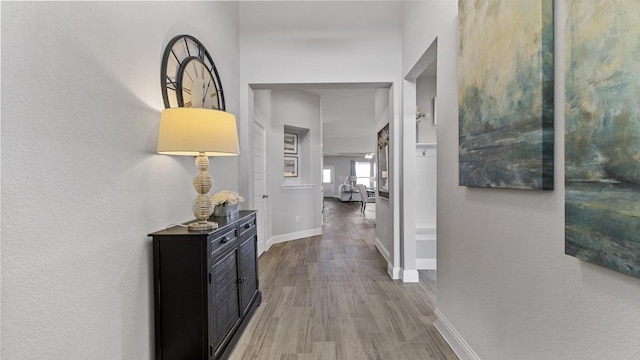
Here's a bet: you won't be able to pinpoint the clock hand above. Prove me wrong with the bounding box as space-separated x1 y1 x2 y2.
197 63 208 106
203 78 212 105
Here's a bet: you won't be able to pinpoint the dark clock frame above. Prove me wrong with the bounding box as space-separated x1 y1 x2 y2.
160 34 226 111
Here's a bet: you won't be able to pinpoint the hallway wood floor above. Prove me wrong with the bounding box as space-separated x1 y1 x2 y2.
230 199 457 360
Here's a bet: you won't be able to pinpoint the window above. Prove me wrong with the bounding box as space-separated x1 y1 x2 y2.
355 162 373 188
322 168 332 183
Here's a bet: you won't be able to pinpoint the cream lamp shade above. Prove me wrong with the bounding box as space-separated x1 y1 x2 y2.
157 107 239 231
157 108 239 156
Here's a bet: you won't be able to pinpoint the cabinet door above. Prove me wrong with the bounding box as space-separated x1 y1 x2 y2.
239 235 258 315
210 249 241 357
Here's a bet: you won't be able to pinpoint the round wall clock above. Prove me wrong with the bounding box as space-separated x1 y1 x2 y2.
160 34 225 111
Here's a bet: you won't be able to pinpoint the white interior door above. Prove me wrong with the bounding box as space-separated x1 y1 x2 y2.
322 166 335 197
253 120 268 255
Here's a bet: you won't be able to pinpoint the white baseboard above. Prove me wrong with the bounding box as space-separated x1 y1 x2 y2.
416 258 437 270
401 269 419 283
434 308 481 360
416 225 436 241
387 263 401 279
416 224 436 233
375 236 391 262
268 228 322 247
416 234 437 241
376 237 401 279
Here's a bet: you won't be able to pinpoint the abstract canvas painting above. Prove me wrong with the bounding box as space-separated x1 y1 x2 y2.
565 0 640 277
458 0 554 190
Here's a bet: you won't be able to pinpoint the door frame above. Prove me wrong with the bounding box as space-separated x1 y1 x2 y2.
322 165 336 198
252 118 269 256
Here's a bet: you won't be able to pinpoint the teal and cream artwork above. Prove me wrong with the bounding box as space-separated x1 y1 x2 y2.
458 0 554 190
565 0 640 277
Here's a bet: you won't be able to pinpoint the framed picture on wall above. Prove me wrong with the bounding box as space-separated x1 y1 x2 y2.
377 124 389 199
284 156 298 177
284 132 298 154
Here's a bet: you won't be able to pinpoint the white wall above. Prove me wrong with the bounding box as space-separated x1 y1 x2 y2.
417 75 437 144
1 2 239 359
319 89 377 155
374 88 396 275
268 90 322 239
403 1 640 359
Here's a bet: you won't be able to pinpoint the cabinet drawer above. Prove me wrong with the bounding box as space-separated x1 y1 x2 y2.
209 228 237 259
239 216 256 238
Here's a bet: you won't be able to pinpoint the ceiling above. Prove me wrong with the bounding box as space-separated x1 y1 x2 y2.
240 1 402 34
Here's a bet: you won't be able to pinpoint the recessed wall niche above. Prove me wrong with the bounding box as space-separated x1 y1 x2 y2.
283 125 310 184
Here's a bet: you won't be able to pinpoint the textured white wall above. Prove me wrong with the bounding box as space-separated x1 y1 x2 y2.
1 2 239 359
416 75 437 144
403 1 640 359
269 90 322 236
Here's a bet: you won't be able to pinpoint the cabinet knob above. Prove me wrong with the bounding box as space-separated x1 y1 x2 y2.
221 236 229 243
244 223 251 229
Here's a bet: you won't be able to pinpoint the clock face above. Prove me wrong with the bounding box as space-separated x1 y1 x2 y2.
177 57 218 109
161 35 225 110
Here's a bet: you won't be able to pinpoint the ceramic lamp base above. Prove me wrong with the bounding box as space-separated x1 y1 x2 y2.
189 153 216 230
188 220 218 231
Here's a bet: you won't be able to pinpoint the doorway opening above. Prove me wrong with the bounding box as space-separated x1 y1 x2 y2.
404 38 438 285
249 83 390 264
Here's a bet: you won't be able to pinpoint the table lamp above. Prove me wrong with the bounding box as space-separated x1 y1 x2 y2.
157 108 239 231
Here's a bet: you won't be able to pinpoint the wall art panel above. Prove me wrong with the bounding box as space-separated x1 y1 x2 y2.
458 0 554 190
565 0 640 277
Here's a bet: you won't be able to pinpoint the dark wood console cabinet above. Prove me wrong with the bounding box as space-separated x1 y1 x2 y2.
149 211 261 360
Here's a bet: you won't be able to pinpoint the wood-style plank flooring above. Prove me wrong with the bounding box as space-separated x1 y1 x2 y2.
230 199 458 360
